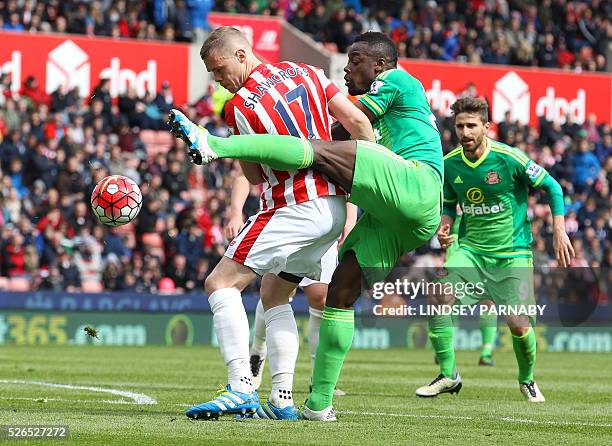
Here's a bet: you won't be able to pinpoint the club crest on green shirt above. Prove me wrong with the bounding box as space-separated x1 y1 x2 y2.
484 170 501 184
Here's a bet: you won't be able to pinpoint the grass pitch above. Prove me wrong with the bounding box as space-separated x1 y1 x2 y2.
1 345 611 445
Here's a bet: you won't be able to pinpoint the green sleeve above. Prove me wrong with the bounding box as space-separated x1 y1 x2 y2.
358 72 400 118
442 176 458 218
512 153 564 216
536 173 565 216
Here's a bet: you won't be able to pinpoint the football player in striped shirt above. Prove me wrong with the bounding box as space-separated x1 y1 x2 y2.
181 27 373 421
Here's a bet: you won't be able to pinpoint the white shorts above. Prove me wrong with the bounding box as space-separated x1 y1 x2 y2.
225 196 346 281
299 241 338 287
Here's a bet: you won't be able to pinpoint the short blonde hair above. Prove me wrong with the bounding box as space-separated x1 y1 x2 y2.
200 26 250 60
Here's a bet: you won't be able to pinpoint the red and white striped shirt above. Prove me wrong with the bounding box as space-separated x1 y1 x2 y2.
224 62 346 211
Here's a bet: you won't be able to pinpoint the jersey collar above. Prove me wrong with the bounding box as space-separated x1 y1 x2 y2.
461 137 490 168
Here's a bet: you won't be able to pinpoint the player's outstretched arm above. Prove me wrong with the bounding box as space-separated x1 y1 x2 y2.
225 172 251 240
328 94 375 142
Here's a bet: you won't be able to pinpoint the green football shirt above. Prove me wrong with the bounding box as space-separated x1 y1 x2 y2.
443 138 551 258
359 69 443 182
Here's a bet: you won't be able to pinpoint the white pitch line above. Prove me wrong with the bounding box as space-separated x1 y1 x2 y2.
0 397 139 405
0 380 157 405
499 416 612 428
341 410 474 421
339 410 612 428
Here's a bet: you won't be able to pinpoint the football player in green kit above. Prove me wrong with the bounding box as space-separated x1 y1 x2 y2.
415 97 575 402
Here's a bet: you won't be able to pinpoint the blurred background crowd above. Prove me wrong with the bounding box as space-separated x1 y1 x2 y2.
0 0 610 300
1 0 609 71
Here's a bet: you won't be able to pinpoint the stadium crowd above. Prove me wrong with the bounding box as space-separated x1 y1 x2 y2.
1 0 609 71
0 0 610 298
0 71 609 297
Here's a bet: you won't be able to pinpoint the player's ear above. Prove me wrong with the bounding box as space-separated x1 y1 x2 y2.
235 48 247 62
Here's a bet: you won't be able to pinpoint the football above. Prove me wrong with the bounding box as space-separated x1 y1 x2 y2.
91 175 142 227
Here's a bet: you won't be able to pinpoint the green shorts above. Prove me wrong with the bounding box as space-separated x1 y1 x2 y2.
441 247 535 308
339 141 442 285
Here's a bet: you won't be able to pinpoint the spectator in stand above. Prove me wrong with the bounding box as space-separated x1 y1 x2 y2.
187 0 214 41
20 76 49 107
572 137 602 192
3 12 24 31
154 81 175 116
57 249 82 292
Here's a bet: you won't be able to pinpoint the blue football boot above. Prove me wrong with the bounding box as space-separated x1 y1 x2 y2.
186 385 259 420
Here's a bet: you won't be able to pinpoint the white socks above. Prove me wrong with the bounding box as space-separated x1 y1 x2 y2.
250 299 267 358
209 288 253 394
308 307 323 363
265 304 298 408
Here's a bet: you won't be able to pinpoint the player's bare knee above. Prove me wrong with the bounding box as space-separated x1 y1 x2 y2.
326 277 361 309
260 273 298 311
203 266 241 294
309 293 326 311
507 316 531 337
510 325 531 337
305 284 327 311
204 270 224 295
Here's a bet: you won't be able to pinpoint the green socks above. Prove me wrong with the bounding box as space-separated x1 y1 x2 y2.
429 314 455 378
307 307 354 411
208 134 314 171
479 313 498 358
512 327 537 384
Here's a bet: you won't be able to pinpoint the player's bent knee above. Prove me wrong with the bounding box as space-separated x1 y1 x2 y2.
204 271 223 295
509 325 531 337
507 316 532 337
204 258 254 295
326 277 361 310
305 284 327 311
325 251 364 309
